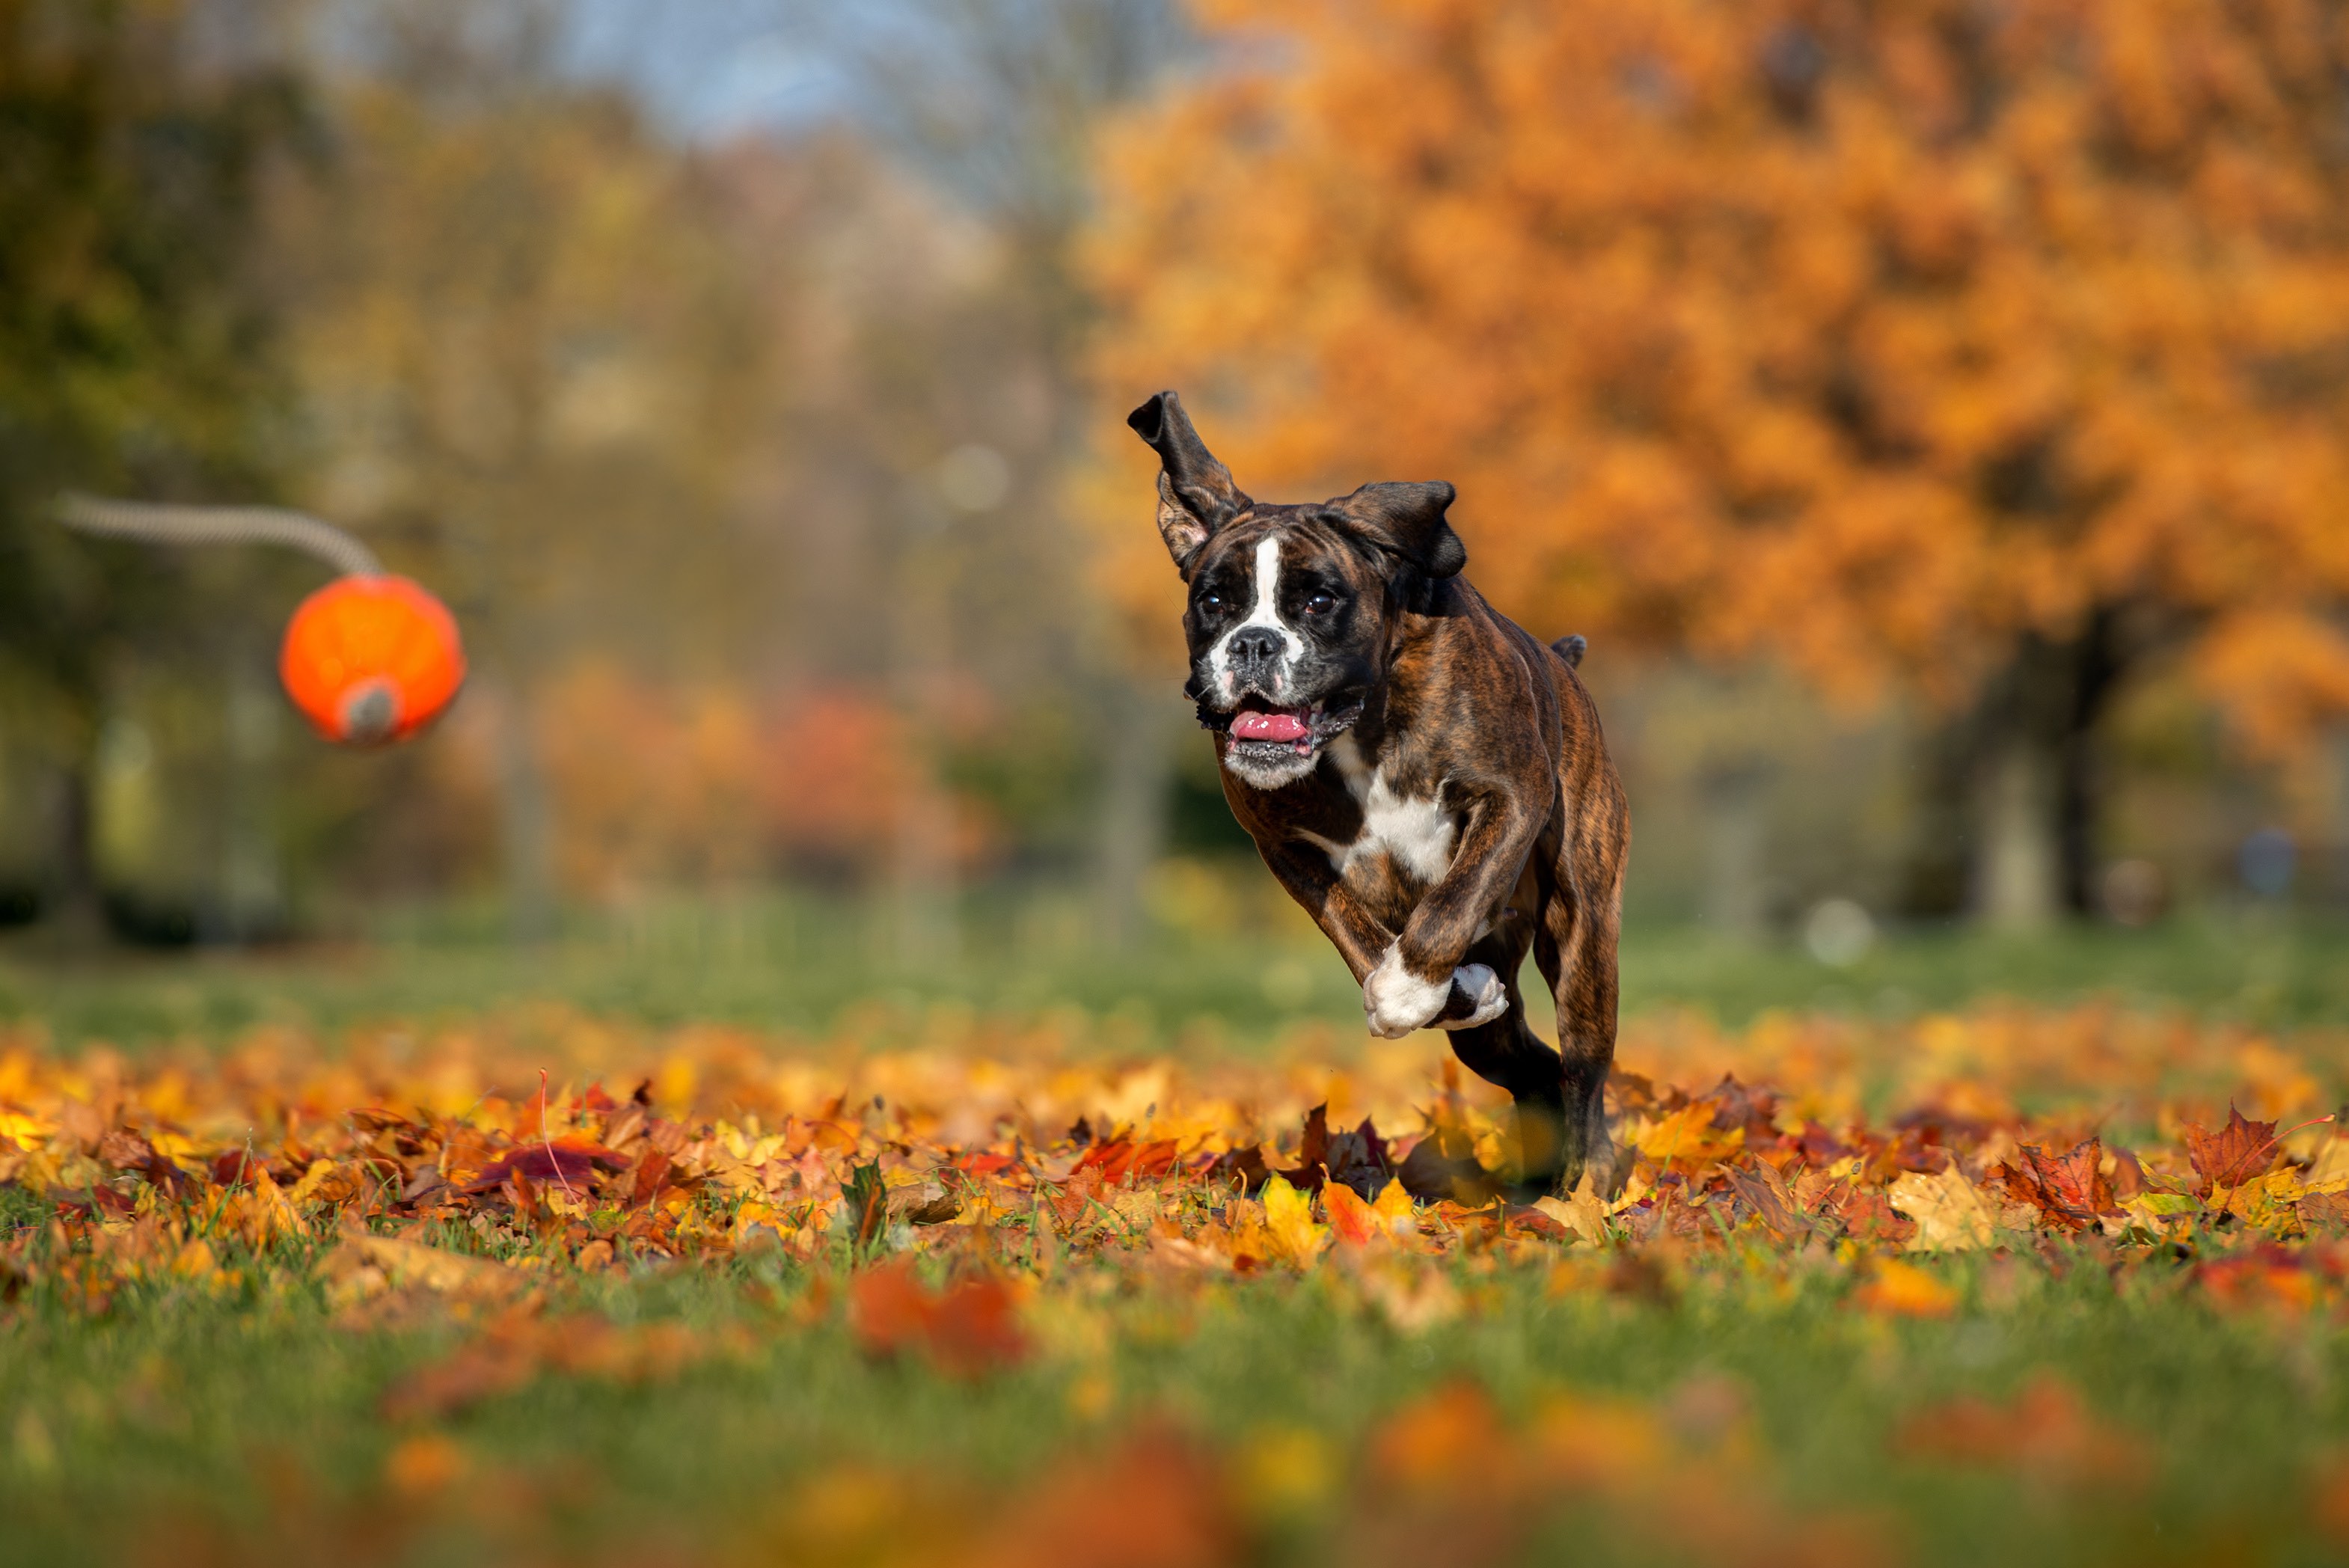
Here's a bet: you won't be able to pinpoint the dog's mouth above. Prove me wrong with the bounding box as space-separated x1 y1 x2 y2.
1197 693 1363 758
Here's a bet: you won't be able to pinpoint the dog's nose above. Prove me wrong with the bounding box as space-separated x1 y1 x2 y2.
1228 629 1281 670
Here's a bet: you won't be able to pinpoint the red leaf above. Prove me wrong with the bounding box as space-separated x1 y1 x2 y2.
1074 1139 1177 1184
210 1150 265 1187
1994 1138 2114 1229
462 1140 629 1195
631 1148 673 1204
2184 1106 2279 1193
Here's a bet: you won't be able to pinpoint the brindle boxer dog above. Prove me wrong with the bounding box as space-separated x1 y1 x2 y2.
1128 391 1631 1196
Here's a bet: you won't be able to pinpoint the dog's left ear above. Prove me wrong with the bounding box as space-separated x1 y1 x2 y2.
1335 481 1467 580
1127 391 1251 572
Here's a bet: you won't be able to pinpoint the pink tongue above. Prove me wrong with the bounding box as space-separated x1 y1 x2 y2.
1232 709 1310 743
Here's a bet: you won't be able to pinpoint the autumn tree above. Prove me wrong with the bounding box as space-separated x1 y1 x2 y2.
0 0 310 939
274 3 773 939
1087 0 2349 924
764 0 1193 950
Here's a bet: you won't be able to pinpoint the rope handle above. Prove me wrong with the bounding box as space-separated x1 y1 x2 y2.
55 493 382 578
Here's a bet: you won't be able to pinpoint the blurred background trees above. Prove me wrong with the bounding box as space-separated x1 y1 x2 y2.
2 0 2347 962
1088 0 2349 933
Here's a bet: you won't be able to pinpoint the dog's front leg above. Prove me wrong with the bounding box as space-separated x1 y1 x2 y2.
1256 840 1508 1023
1254 839 1398 984
1363 791 1540 1040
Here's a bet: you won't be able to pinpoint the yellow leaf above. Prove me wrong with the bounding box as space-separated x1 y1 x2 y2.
1888 1167 1996 1252
286 1158 339 1205
1261 1175 1328 1267
1631 1103 1742 1168
1371 1176 1418 1238
1534 1170 1609 1243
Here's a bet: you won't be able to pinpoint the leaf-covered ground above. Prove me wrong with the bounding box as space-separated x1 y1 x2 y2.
6 1002 2349 1566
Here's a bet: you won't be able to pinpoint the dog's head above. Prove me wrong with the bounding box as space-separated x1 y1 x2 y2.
1127 390 1467 790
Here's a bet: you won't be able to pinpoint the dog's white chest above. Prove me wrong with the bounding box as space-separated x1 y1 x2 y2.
1302 736 1457 885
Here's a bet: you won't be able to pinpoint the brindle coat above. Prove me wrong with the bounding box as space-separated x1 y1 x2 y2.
1129 391 1631 1195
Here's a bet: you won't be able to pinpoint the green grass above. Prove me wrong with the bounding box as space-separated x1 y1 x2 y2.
4 1231 2346 1567
7 903 2349 1564
4 898 2349 1053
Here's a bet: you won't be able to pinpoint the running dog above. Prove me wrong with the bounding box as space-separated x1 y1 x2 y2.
1128 391 1630 1195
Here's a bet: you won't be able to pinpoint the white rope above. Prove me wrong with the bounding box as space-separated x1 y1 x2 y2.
55 493 382 578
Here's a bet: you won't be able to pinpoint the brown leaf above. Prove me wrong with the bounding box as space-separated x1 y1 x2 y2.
2184 1105 2280 1194
462 1139 629 1195
1323 1118 1393 1200
1722 1160 1813 1240
97 1129 155 1170
1396 1126 1495 1204
841 1162 887 1252
631 1148 673 1204
1272 1103 1331 1191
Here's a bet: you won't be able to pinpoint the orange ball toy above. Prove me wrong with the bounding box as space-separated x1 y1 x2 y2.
278 575 465 744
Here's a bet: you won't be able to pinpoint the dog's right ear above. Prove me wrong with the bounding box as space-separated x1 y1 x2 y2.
1127 391 1250 572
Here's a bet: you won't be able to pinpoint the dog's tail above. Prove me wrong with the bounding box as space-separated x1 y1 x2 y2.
1552 634 1587 668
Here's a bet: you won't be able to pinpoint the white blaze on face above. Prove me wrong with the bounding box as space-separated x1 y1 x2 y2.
1207 533 1306 701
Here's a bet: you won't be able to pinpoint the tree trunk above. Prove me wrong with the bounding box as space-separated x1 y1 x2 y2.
1092 679 1181 950
2056 607 2122 916
46 737 108 947
1971 611 2128 928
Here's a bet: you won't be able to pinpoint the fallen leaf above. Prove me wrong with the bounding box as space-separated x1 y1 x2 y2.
1631 1103 1743 1169
1994 1138 2113 1231
462 1139 629 1195
1272 1104 1331 1191
2184 1106 2280 1195
1889 1166 1997 1252
1323 1180 1382 1246
841 1162 887 1255
1261 1175 1329 1267
1534 1171 1609 1243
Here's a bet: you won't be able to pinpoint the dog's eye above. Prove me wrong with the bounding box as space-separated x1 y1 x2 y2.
1200 592 1225 612
1305 592 1338 615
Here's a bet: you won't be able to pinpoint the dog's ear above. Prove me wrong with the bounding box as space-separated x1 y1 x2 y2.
1334 481 1466 580
1127 391 1250 571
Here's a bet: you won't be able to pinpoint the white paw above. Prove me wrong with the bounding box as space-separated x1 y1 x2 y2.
1433 963 1508 1030
1362 945 1451 1038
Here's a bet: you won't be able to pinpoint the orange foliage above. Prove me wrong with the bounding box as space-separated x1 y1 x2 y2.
478 667 998 899
538 663 768 896
1088 0 2349 740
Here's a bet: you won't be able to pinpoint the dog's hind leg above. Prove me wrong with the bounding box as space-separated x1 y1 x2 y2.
1534 833 1626 1198
1441 924 1572 1194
